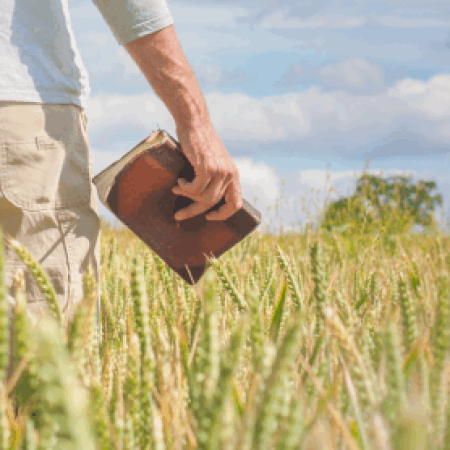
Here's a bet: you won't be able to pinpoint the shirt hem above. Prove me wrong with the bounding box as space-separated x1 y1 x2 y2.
0 90 89 110
117 15 174 45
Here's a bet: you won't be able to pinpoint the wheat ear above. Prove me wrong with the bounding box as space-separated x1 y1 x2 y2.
276 245 303 308
5 234 62 327
209 256 248 311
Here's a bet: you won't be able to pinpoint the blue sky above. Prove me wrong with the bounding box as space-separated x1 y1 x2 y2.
69 0 450 234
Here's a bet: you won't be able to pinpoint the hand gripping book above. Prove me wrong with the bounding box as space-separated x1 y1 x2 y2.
92 130 262 285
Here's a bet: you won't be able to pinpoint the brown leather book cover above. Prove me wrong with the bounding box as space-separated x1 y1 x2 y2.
92 129 262 284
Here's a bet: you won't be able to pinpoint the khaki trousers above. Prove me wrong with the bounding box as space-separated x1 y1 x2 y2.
0 102 101 372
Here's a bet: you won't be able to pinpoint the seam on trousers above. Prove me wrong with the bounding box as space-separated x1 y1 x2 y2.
55 215 74 317
59 207 101 330
65 218 79 321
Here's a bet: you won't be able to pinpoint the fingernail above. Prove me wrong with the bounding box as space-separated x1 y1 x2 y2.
175 212 183 220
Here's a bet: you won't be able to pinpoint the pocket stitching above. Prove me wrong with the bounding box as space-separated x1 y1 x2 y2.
1 137 91 211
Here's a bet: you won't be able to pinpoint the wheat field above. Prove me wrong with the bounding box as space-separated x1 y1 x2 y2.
0 206 449 449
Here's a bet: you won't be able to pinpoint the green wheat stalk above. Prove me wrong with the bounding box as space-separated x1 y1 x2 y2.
11 269 39 412
131 254 156 449
324 307 378 411
209 256 248 311
430 277 450 412
22 417 36 450
252 320 303 450
398 273 419 355
310 241 328 336
5 234 62 327
382 321 406 428
202 317 248 450
276 245 303 309
0 229 9 385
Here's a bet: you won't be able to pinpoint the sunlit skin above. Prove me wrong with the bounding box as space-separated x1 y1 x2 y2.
125 25 243 222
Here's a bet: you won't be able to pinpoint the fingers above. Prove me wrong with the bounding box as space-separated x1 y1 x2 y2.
173 176 229 221
205 181 243 221
174 200 215 221
173 179 242 222
173 174 230 207
176 175 210 199
172 126 243 221
175 157 231 199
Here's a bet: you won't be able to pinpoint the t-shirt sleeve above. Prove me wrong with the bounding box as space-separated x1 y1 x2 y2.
91 0 174 45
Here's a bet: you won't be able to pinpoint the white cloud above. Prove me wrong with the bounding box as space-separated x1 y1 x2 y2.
387 74 450 119
389 78 428 97
208 72 450 151
317 58 385 90
85 72 450 158
64 0 450 233
85 93 175 135
205 91 311 141
235 158 281 205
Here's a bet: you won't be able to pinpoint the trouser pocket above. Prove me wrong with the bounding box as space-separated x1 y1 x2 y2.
0 103 91 211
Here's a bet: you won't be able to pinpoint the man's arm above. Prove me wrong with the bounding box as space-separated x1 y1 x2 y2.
124 25 243 222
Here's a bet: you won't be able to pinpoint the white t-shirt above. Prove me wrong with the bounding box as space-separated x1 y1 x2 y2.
0 0 174 109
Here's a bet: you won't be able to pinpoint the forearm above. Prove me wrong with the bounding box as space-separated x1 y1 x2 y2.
124 25 211 130
124 25 243 222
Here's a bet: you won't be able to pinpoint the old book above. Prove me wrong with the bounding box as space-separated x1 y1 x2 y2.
92 129 262 285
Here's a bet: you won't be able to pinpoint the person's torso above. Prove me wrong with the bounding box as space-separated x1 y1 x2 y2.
0 0 89 108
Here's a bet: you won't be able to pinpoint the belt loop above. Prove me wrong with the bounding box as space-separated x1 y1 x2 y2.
35 136 44 150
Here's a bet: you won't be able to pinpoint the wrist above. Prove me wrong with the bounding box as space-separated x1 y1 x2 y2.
171 86 211 131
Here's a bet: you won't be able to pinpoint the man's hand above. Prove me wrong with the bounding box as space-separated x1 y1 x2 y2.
172 123 243 221
125 25 243 221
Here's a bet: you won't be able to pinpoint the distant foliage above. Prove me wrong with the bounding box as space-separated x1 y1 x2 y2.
320 169 443 235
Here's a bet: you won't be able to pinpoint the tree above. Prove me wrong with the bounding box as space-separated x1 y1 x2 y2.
320 172 443 235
